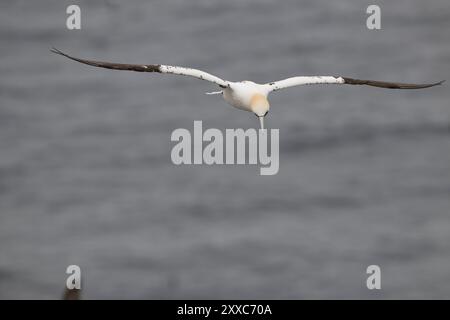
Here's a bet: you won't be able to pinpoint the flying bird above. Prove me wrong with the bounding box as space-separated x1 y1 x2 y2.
51 48 444 129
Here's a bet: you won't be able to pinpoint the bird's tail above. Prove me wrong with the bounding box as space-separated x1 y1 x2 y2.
205 91 223 95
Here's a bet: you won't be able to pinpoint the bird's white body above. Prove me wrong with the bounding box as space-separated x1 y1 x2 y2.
223 81 270 114
221 81 271 128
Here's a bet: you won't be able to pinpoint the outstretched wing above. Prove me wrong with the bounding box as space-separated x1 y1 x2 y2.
265 76 444 92
51 48 229 88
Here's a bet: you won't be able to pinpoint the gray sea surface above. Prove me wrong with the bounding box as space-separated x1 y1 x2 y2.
0 0 449 299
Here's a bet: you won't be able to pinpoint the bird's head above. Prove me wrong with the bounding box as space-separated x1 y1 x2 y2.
250 93 270 129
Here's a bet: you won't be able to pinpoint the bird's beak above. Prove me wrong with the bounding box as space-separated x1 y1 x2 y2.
259 116 265 130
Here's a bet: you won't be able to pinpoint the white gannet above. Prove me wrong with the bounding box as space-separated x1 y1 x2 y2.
51 48 444 129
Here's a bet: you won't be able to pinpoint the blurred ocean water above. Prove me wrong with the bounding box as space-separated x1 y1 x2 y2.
0 0 449 299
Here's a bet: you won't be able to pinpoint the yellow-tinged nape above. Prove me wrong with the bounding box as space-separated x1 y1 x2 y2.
250 93 270 117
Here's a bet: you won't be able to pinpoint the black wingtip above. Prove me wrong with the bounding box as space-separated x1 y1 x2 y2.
50 47 68 57
50 47 60 54
429 80 446 88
